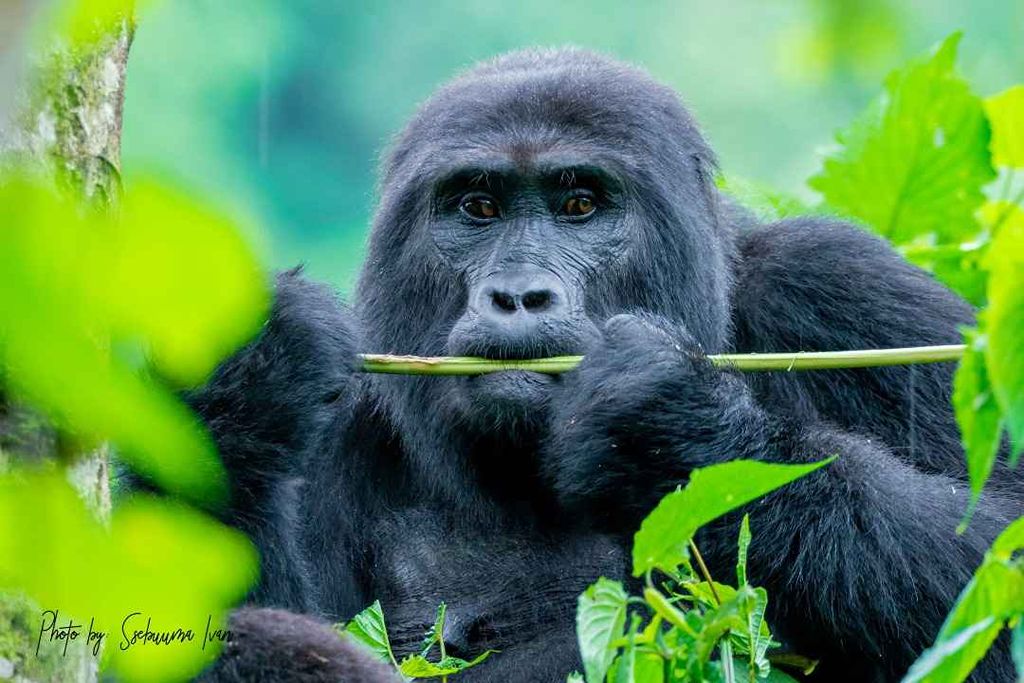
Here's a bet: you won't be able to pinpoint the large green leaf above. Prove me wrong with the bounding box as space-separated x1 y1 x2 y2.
343 601 397 666
0 469 256 682
632 459 833 577
0 175 269 503
985 215 1024 458
985 85 1024 168
577 578 629 683
952 328 1004 527
809 33 994 244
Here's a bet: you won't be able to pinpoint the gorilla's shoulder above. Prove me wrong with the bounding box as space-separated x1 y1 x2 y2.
731 217 974 351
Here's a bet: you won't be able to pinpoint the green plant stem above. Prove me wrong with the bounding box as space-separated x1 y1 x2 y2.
688 540 721 606
359 344 966 376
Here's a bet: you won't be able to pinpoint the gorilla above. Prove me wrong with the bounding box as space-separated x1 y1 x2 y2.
192 49 1021 681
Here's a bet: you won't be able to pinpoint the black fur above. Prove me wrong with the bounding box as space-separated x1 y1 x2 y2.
195 49 1022 681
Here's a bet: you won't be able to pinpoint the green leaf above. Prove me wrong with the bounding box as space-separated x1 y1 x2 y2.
717 175 814 223
0 175 269 504
344 601 397 666
567 673 586 683
907 548 1024 682
736 514 752 587
1013 619 1024 681
901 618 1001 683
398 651 493 678
420 601 447 656
952 328 1004 528
744 588 771 677
577 578 629 683
733 659 800 683
632 459 834 577
985 85 1024 168
608 615 663 683
991 516 1024 559
985 216 1024 459
0 469 256 682
809 32 994 244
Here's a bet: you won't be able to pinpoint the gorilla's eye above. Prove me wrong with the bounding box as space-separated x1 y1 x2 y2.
561 193 596 219
459 195 501 221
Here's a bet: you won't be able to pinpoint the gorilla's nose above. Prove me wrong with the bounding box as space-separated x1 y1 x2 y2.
476 270 568 321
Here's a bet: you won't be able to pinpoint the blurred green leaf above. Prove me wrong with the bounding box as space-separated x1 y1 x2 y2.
0 175 268 503
985 213 1024 459
991 516 1024 559
809 32 994 244
632 459 833 577
577 578 628 683
900 237 989 306
0 468 256 681
952 328 1004 529
985 86 1024 169
343 600 396 666
1012 618 1024 680
717 175 813 223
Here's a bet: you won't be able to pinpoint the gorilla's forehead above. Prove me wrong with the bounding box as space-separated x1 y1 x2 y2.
388 48 706 181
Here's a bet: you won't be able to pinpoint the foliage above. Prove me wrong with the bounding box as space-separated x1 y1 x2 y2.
571 459 833 683
789 32 1024 682
337 600 493 680
0 170 266 681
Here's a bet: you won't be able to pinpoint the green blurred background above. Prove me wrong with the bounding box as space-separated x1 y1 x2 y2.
120 0 1023 292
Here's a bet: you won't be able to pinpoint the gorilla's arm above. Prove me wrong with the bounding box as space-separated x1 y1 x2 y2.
186 268 360 610
197 608 401 683
543 220 1018 680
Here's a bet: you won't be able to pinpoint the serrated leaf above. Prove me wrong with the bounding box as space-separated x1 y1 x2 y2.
745 587 771 676
632 459 833 577
985 216 1024 459
809 32 994 244
985 85 1024 168
736 514 752 587
952 328 1004 528
398 651 493 678
420 601 447 656
577 578 629 683
344 601 396 666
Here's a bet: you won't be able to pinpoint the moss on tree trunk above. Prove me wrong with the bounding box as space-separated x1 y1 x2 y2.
0 11 134 682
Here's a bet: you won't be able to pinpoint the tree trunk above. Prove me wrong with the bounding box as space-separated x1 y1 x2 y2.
0 9 134 682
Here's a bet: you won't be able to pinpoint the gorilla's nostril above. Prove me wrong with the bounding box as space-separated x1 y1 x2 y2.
521 289 554 312
490 290 518 313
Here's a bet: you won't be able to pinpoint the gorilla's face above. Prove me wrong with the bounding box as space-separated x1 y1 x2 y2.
357 49 732 441
432 161 625 412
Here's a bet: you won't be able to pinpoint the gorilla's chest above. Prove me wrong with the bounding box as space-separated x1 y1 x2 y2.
366 508 628 659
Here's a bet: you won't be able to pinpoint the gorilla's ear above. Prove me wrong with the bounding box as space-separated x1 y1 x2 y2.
199 607 402 682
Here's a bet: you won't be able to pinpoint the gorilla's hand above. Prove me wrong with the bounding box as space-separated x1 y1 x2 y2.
542 314 768 528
